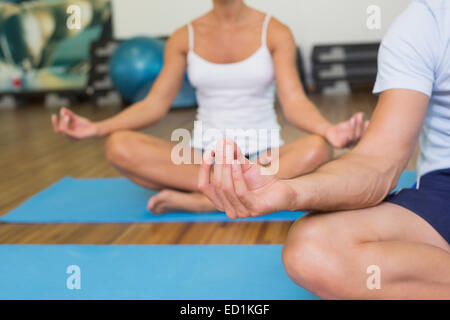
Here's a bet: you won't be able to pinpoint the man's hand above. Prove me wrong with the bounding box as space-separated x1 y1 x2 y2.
325 112 369 148
198 139 297 219
51 107 100 140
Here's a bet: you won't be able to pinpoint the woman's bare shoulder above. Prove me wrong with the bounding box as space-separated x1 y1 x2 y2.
166 25 189 54
268 17 292 37
267 17 296 50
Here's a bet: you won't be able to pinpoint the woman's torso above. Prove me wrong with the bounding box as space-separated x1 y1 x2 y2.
186 12 283 155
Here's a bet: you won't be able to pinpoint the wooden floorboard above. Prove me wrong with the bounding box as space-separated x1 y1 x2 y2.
0 92 417 244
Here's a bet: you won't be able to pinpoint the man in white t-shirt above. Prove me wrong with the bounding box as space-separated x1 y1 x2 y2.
199 0 450 298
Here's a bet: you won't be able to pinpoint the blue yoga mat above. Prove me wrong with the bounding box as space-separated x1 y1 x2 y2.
0 171 417 223
0 244 318 300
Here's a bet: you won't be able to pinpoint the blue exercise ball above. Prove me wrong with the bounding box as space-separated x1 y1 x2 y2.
109 37 165 102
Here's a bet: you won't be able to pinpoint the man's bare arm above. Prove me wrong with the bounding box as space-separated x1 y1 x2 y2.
284 89 429 212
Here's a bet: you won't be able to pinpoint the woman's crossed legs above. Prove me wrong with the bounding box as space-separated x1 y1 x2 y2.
104 130 332 213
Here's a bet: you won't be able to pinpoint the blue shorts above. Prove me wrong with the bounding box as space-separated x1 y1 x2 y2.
385 168 450 243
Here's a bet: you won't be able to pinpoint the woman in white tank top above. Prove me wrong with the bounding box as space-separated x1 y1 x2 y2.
52 0 366 214
188 14 281 156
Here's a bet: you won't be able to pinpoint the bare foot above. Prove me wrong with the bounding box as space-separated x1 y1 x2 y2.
147 189 217 214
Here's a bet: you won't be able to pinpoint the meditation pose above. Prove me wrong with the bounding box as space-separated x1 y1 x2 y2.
52 0 365 214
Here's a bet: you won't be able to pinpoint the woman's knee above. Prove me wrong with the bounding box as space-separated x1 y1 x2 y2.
277 136 332 178
305 135 332 167
105 131 138 165
282 215 357 299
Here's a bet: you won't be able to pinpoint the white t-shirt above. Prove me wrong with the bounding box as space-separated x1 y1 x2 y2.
373 0 450 178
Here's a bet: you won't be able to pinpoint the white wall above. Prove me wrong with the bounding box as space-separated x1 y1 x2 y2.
112 0 411 76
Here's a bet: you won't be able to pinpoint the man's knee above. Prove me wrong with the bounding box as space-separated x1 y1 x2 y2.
282 215 357 299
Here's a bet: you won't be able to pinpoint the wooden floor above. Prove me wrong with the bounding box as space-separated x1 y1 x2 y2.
0 92 417 244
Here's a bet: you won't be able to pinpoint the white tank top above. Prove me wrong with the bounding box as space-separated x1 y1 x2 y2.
187 14 284 155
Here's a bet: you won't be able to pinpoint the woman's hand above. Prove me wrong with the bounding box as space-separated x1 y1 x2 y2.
51 107 100 140
198 139 297 219
325 112 369 148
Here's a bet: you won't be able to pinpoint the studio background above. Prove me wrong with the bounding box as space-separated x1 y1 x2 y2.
113 0 411 78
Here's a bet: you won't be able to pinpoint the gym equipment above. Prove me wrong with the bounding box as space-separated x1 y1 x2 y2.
0 244 317 300
0 95 17 109
109 37 164 102
44 93 73 109
312 43 380 64
0 171 417 224
108 37 197 107
92 91 123 108
313 62 377 82
88 38 149 108
87 39 121 107
312 42 380 95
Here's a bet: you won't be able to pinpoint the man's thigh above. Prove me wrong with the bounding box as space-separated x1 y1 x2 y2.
293 202 450 252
